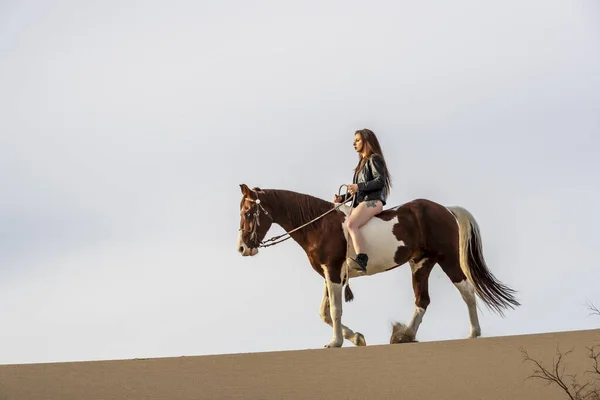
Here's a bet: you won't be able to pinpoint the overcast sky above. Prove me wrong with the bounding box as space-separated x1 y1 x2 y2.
1 0 599 365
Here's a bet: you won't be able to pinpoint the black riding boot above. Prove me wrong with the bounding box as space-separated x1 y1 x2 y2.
348 253 368 272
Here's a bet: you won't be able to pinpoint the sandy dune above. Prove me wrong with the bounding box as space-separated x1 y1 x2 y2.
0 328 599 399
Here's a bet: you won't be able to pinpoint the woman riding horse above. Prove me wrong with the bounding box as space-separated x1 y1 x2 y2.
334 128 393 273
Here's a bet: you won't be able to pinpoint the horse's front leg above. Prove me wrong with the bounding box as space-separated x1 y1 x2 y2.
324 269 344 348
322 264 364 348
320 282 366 347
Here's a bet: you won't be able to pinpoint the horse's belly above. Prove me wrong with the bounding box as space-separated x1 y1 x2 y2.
345 217 404 277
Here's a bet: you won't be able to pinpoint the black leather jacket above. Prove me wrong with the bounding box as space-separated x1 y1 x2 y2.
342 154 389 207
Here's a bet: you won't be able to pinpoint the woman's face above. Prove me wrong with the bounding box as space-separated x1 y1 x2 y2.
353 133 364 153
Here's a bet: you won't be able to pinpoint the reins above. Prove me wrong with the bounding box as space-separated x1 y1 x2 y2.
242 185 355 248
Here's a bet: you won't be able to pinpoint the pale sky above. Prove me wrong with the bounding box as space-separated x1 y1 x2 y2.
1 0 599 365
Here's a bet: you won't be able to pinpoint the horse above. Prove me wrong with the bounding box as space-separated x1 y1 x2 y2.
237 183 520 348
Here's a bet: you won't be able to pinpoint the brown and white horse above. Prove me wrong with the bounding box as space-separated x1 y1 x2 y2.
237 184 520 348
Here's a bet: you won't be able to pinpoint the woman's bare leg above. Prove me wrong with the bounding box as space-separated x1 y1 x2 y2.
346 200 383 271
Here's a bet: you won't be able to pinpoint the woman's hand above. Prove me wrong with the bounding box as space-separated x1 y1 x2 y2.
347 184 359 195
333 194 343 203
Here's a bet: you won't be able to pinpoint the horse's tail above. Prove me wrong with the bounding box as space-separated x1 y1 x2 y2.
448 205 520 316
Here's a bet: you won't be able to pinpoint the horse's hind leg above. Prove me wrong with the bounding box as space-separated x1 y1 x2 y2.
320 281 366 347
404 258 436 341
438 258 481 339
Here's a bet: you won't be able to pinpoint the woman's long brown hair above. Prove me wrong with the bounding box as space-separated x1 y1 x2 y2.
353 128 393 196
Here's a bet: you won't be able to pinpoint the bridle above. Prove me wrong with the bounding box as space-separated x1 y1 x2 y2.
239 197 272 247
239 185 356 249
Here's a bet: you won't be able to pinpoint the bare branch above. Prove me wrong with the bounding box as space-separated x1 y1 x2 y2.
586 345 600 379
520 346 576 399
520 346 600 400
519 302 600 399
586 301 600 318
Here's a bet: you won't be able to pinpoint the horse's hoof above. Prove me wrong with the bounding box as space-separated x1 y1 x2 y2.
389 322 417 344
352 332 367 346
468 329 481 339
324 339 343 348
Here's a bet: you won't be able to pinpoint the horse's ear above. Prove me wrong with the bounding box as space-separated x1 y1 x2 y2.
240 184 256 199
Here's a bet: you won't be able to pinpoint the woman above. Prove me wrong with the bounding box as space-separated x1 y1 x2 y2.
333 128 392 273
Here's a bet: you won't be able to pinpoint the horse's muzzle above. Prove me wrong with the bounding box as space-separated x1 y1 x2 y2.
239 247 258 257
237 231 259 256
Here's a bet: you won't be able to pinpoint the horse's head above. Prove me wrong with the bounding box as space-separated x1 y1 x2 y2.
237 184 273 256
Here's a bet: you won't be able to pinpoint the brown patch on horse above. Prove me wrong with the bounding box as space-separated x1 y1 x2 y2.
375 207 400 221
388 203 423 265
410 258 436 309
259 189 340 232
258 189 348 285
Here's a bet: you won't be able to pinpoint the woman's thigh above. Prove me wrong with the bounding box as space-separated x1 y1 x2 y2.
348 200 383 229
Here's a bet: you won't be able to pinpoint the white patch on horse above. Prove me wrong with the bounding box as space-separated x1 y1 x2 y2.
337 204 404 278
454 279 481 338
237 221 257 256
321 265 345 347
408 306 426 333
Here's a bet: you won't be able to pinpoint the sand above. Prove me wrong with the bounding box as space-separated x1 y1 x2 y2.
0 328 599 399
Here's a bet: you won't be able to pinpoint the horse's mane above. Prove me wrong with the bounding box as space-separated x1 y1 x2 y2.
257 188 336 228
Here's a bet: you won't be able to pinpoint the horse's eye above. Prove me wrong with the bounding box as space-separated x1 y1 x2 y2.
246 212 252 218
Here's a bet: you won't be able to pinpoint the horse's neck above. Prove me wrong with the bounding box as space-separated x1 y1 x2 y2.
263 189 337 230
